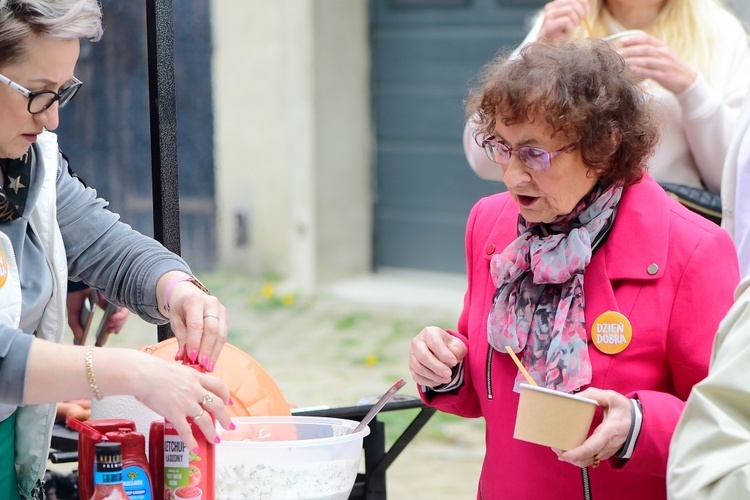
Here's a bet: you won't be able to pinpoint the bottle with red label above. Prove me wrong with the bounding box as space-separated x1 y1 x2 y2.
149 420 165 500
163 363 215 500
68 417 136 500
105 428 154 500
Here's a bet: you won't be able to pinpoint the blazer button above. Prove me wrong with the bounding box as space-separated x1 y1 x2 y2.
485 244 495 255
647 263 659 275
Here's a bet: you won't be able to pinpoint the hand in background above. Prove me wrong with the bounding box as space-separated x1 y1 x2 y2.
537 0 590 43
66 287 131 343
66 287 94 342
95 293 131 335
617 32 697 94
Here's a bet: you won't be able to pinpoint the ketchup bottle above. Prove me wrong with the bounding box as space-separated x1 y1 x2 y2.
69 417 136 500
105 429 154 500
149 420 165 500
163 363 215 500
90 442 129 500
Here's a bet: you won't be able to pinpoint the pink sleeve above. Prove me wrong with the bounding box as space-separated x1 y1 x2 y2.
418 200 486 417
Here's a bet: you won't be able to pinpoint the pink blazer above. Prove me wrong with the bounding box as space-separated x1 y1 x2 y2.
423 174 739 500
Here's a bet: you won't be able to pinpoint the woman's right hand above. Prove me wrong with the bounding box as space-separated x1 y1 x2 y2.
537 0 590 43
132 353 234 451
409 326 467 388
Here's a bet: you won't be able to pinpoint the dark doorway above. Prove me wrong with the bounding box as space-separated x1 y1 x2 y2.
57 0 216 270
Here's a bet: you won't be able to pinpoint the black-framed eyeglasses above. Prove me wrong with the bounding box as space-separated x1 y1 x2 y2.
481 136 577 172
0 72 83 114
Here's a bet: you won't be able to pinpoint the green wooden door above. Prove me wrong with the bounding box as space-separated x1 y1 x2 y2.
371 0 544 273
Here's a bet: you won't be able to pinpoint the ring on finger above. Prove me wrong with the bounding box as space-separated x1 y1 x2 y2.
203 313 220 320
192 408 205 421
592 454 600 469
201 392 213 406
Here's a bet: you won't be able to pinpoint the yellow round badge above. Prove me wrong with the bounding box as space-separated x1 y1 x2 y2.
591 310 632 354
0 251 7 287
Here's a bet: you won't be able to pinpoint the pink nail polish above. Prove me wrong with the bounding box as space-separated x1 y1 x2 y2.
214 436 221 444
229 422 236 430
193 447 200 453
228 398 234 406
174 352 181 361
207 362 215 373
189 350 198 363
201 355 209 367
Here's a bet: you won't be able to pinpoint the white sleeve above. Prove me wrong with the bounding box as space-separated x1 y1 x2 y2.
463 119 503 181
735 129 750 279
678 21 750 193
667 280 750 499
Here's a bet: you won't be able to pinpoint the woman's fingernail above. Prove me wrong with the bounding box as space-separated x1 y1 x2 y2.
193 447 200 453
201 355 209 367
207 362 215 373
227 398 234 406
189 350 198 363
214 436 221 444
229 422 236 430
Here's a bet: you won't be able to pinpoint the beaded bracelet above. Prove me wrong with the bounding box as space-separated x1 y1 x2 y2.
85 345 103 400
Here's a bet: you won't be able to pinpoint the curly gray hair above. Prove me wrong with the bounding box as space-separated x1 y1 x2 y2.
0 0 102 66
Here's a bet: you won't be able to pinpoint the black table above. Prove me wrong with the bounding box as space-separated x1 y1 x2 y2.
50 397 436 500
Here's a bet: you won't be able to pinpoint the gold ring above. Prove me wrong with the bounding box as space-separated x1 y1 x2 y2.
203 313 220 320
201 392 213 406
592 455 600 469
192 408 205 421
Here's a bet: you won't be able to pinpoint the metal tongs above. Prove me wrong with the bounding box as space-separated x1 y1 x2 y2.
74 289 119 347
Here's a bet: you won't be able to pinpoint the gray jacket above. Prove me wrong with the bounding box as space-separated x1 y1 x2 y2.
0 131 190 496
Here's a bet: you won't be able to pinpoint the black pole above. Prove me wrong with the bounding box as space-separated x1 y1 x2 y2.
145 0 180 342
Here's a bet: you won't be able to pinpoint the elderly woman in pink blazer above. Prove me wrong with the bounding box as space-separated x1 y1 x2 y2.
409 40 739 500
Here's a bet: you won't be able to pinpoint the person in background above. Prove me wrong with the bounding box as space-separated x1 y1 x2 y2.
463 0 750 198
65 281 130 341
667 277 750 498
409 39 739 499
720 93 750 276
667 85 750 500
63 168 131 342
54 281 131 424
0 1 232 497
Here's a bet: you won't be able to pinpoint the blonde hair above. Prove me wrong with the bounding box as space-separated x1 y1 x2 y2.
576 0 746 84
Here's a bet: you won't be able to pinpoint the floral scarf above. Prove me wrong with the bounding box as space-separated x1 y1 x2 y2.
487 183 623 393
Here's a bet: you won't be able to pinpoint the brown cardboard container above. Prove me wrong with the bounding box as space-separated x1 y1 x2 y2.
513 383 598 451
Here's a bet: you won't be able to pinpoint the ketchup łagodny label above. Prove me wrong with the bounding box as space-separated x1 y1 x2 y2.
163 420 214 500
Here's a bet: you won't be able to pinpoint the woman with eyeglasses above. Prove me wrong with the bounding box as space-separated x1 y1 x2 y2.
408 39 739 499
463 0 750 204
0 1 233 497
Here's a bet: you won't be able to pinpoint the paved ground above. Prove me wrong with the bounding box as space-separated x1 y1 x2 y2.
62 269 486 498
